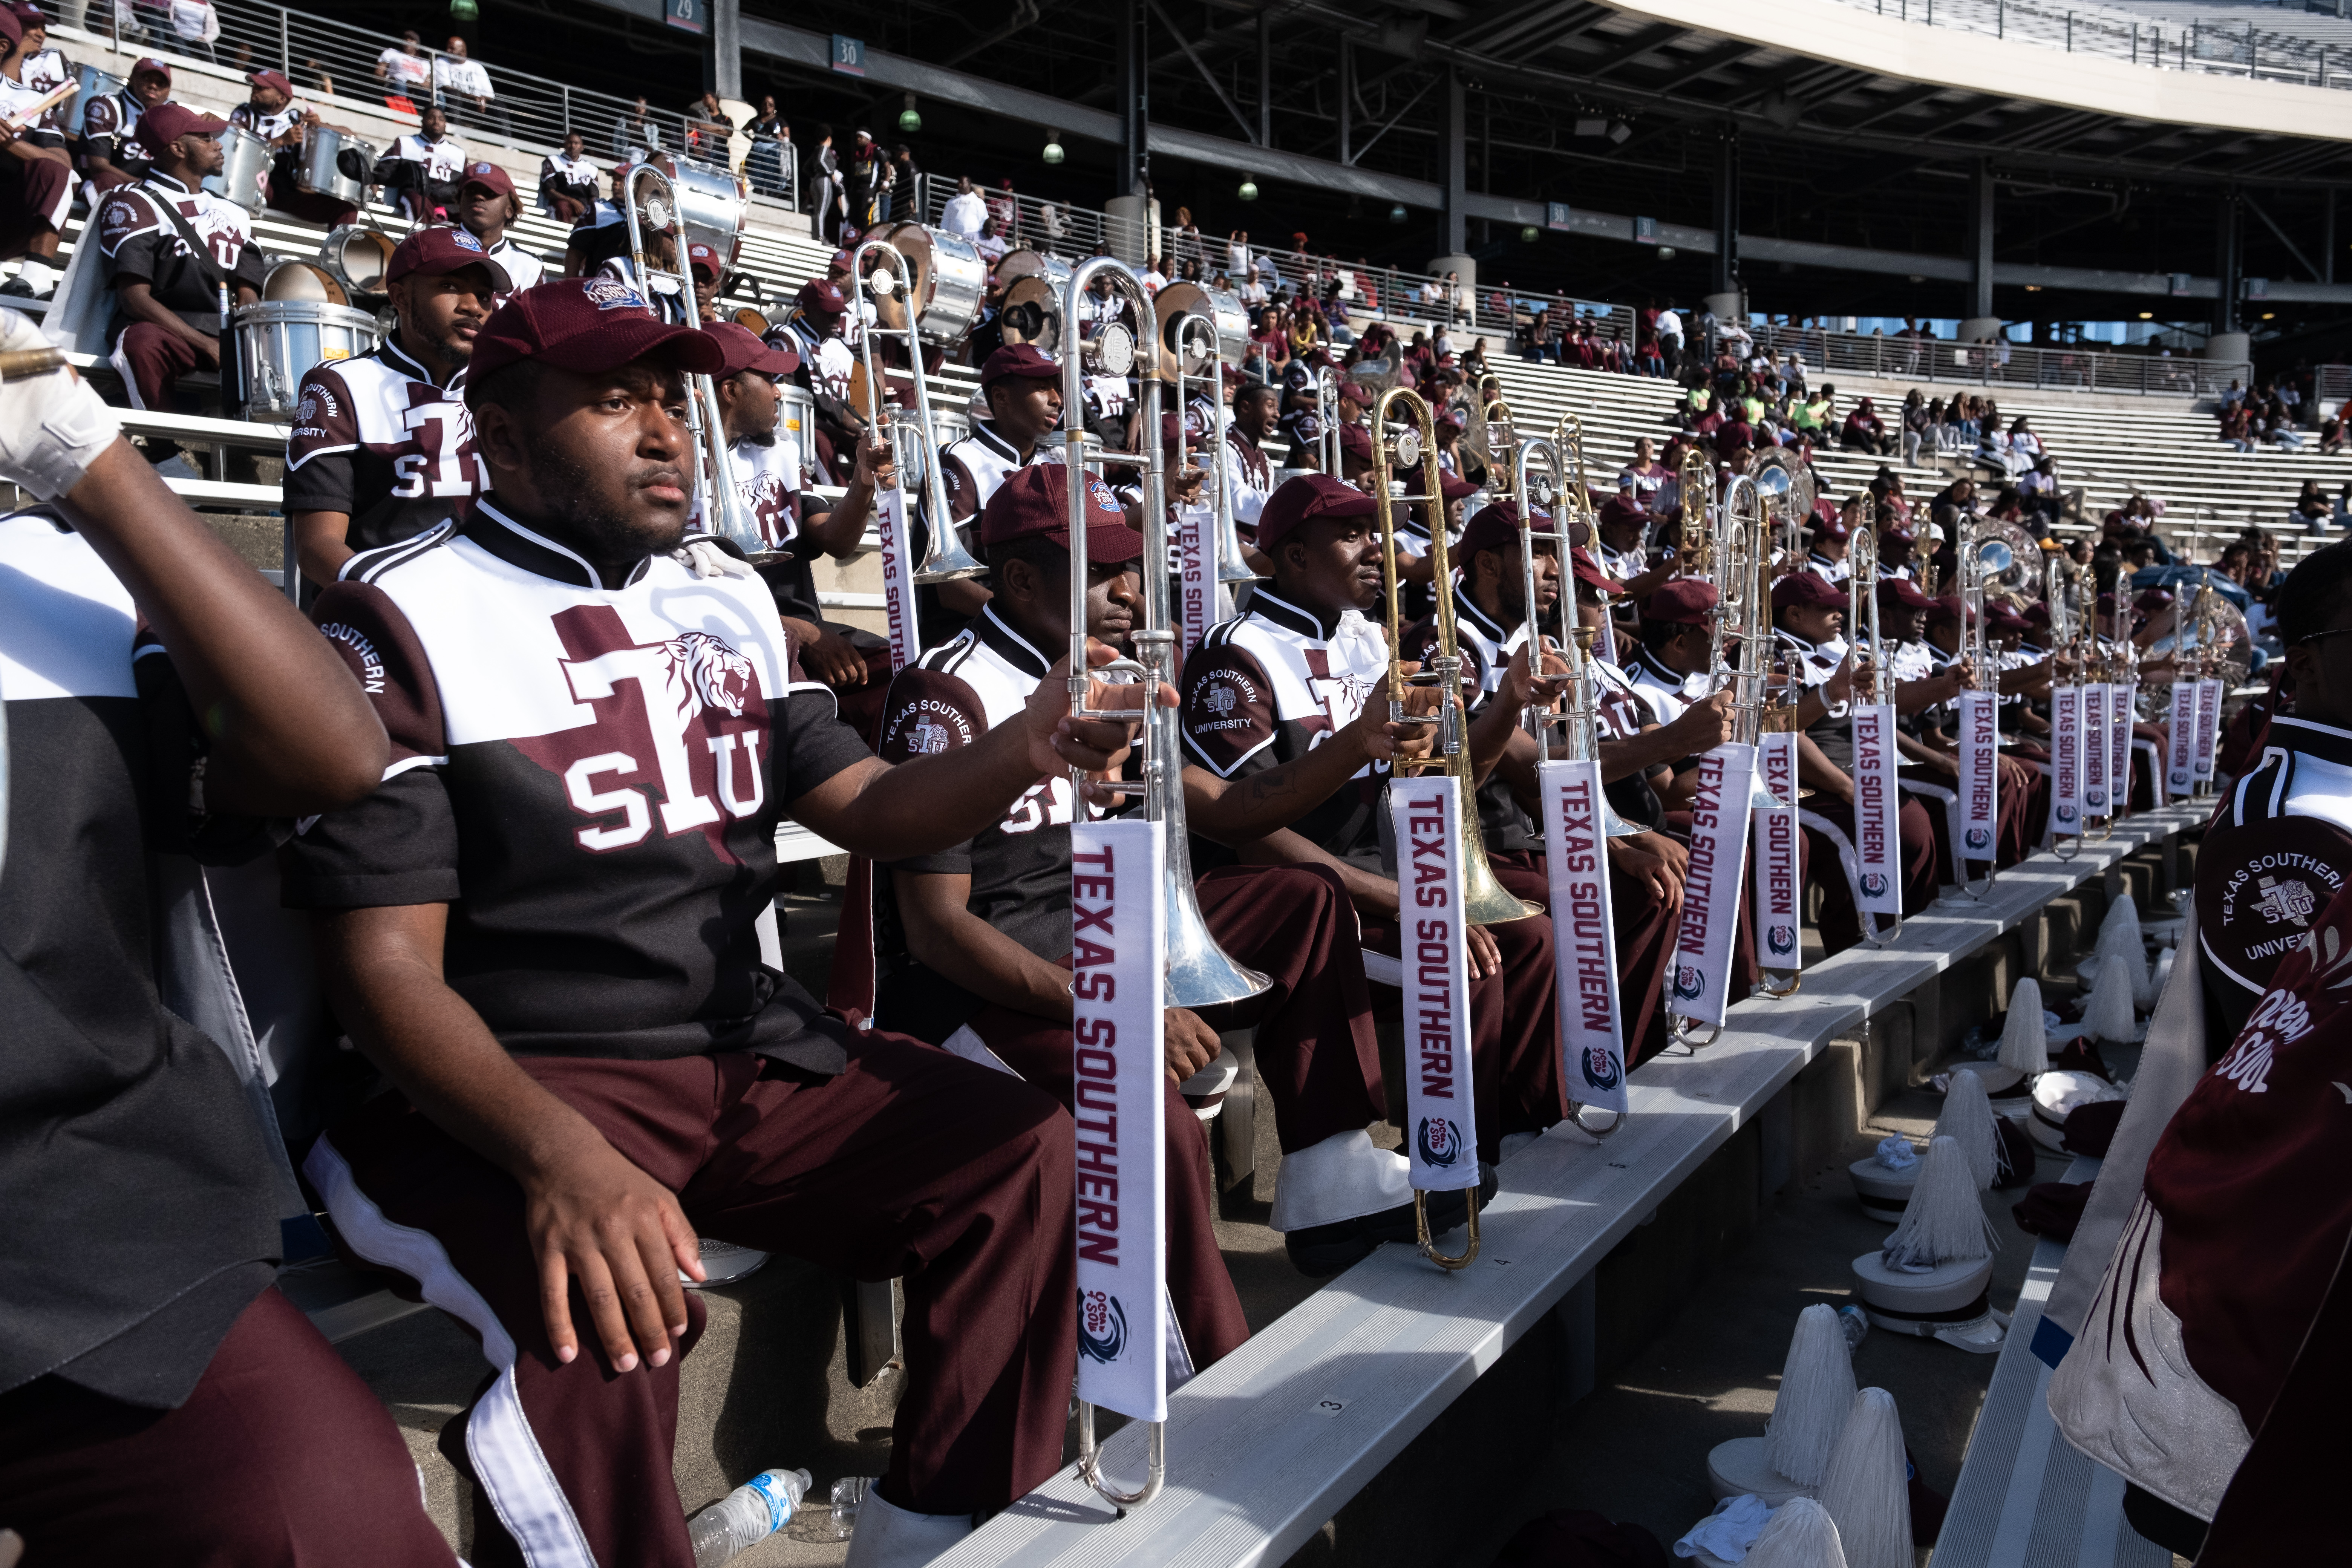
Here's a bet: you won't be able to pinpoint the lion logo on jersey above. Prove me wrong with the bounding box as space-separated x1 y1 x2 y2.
1416 1116 1462 1169
659 632 756 723
909 717 953 755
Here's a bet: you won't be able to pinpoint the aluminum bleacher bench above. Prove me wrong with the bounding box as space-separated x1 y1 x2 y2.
1929 1154 2168 1568
936 803 2202 1568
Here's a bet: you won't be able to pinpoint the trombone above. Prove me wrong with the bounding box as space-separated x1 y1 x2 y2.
1955 517 2000 899
2082 571 2114 842
1317 361 1343 477
1165 309 1259 590
849 236 985 588
1059 259 1272 1508
1845 524 1903 946
2049 556 2087 862
1673 442 1717 578
1479 373 1519 503
1746 453 1810 999
622 161 766 560
1513 431 1633 1139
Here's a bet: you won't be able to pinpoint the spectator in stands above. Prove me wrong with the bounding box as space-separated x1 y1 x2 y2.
453 161 543 299
285 227 504 590
376 28 433 96
886 143 917 221
746 99 790 203
1898 389 1928 467
2219 400 2257 453
683 90 729 161
1228 227 1252 279
614 94 661 164
972 215 1009 266
0 313 467 1568
228 69 360 228
1841 396 1893 455
845 129 889 233
75 54 171 199
160 0 221 62
98 103 266 415
433 35 502 138
540 129 597 224
985 177 1017 239
375 101 465 221
2293 479 2331 533
2335 480 2352 530
9 6 69 144
0 10 68 300
2020 455 2063 532
941 174 986 239
811 125 846 242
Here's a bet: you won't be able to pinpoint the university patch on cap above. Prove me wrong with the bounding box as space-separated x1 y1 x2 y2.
450 229 484 252
581 275 650 313
472 161 494 176
1087 476 1120 513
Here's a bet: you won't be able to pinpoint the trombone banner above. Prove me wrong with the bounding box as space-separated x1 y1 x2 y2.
1070 817 1169 1424
2082 684 2112 821
1390 776 1481 1193
1958 691 1999 862
2194 678 2223 785
1668 742 1756 1030
2167 680 2199 797
1853 705 1901 918
2109 681 2135 816
2053 684 2083 837
1540 758 1628 1118
1177 499 1213 662
874 485 922 673
1752 731 1801 980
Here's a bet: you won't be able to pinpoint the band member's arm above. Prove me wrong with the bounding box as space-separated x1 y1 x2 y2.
1796 734 1855 803
890 870 1220 1082
1609 831 1687 917
796 421 891 557
1463 641 1566 787
1997 656 2052 698
1179 698 1418 844
1897 730 1958 773
291 510 354 587
1894 667 1965 716
1591 691 1734 785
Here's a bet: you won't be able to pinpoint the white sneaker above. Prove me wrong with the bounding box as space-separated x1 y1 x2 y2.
682 1237 769 1288
841 1486 975 1568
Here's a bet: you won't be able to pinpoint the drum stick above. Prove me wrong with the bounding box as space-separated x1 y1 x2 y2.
1 81 78 133
0 346 67 380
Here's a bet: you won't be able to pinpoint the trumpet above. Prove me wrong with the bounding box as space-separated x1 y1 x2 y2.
849 236 985 589
1058 256 1270 1513
622 161 766 560
1845 525 1903 945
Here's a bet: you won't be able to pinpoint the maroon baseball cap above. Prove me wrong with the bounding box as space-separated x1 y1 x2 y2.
0 8 19 44
705 320 799 378
687 242 722 280
1596 494 1647 533
384 225 511 292
1646 579 1718 627
1571 548 1624 597
459 160 514 198
136 101 227 158
247 68 294 97
1339 422 1373 461
2024 603 2052 629
796 279 848 317
1771 571 1845 612
1338 379 1372 408
1257 473 1377 551
828 248 853 273
1876 576 1936 611
981 343 1060 388
979 464 1145 564
467 276 726 390
1812 515 1851 542
1455 502 1533 563
1879 524 1917 545
1435 410 1463 435
129 57 172 83
1989 605 2032 633
1927 595 1963 626
1437 471 1478 504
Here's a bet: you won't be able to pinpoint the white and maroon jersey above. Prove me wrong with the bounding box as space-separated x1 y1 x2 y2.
94 174 266 327
228 97 305 142
1626 646 1702 728
1179 587 1391 865
1805 550 1851 584
0 54 67 147
479 234 544 300
282 499 870 1072
1179 391 1217 443
1400 590 1537 852
689 435 821 624
1597 540 1646 584
876 606 1104 965
389 130 467 187
78 87 149 181
1777 626 1855 773
540 148 599 208
1589 656 1670 830
936 419 1061 528
0 508 284 1409
778 316 854 403
282 337 487 556
20 46 73 137
1222 427 1274 531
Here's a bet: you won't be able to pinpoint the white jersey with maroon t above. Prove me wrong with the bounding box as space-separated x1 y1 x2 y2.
389 130 467 187
689 435 802 550
936 420 1063 527
229 98 305 142
480 234 544 300
283 337 488 557
1222 426 1274 530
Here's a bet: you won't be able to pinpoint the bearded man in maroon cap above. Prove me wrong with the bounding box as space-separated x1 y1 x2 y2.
282 277 1163 1568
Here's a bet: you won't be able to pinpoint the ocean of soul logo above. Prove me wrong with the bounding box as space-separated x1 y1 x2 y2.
1582 1041 1621 1091
1965 826 1992 851
1768 923 1796 956
1861 872 1889 899
1417 1115 1462 1168
1077 1289 1127 1363
1673 963 1705 1001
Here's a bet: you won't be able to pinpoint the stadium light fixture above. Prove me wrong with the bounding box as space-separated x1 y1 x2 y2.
897 94 922 134
1239 177 1259 201
1519 225 1539 243
2138 311 2153 320
1659 246 1676 261
1390 204 1409 224
1042 129 1065 165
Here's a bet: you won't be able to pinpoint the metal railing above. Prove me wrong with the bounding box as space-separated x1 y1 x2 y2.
1833 0 2352 89
72 0 796 210
1704 320 2252 398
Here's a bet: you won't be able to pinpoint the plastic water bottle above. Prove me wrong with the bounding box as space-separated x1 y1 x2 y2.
830 1474 874 1540
1839 1304 1871 1352
688 1467 811 1568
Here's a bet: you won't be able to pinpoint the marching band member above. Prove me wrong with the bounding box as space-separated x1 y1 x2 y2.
282 280 1156 1567
451 159 545 299
286 227 504 590
1805 512 1852 582
540 128 600 224
906 343 1068 643
372 101 466 222
94 104 266 416
1178 475 1566 1159
0 314 455 1564
1222 378 1282 545
774 277 861 480
0 7 69 302
74 54 171 199
228 68 358 228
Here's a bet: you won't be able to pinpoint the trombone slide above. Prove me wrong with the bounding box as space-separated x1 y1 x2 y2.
1390 775 1487 1268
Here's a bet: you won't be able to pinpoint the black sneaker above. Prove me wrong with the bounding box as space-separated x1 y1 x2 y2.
1283 1162 1499 1277
0 277 32 298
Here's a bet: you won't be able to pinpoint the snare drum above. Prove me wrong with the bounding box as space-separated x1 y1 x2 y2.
671 156 749 269
998 272 1068 357
232 300 382 421
318 226 398 299
1153 282 1249 379
297 124 376 206
70 65 124 137
873 222 985 348
215 126 272 216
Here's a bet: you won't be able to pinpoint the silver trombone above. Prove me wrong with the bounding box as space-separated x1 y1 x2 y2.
622 160 766 559
848 236 984 588
1317 361 1343 477
1512 432 1631 1138
2049 556 2087 861
1956 516 1999 899
1845 527 1902 945
1164 309 1259 588
1060 257 1271 1509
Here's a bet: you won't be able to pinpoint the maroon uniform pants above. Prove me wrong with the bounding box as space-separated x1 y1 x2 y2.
110 322 219 413
0 152 70 254
1802 794 1939 956
310 1041 1076 1567
1487 848 1682 1071
0 1286 457 1567
1364 865 1563 1156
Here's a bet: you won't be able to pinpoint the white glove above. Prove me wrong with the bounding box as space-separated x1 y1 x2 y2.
0 309 120 501
672 537 760 582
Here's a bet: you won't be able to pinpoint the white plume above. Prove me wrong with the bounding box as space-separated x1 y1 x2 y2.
1762 1303 1858 1488
1997 977 2049 1076
2097 890 2140 946
1744 1497 1850 1568
1881 1136 1996 1268
2083 951 2141 1043
1816 1389 1912 1568
2093 916 2153 1007
1933 1070 2000 1192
